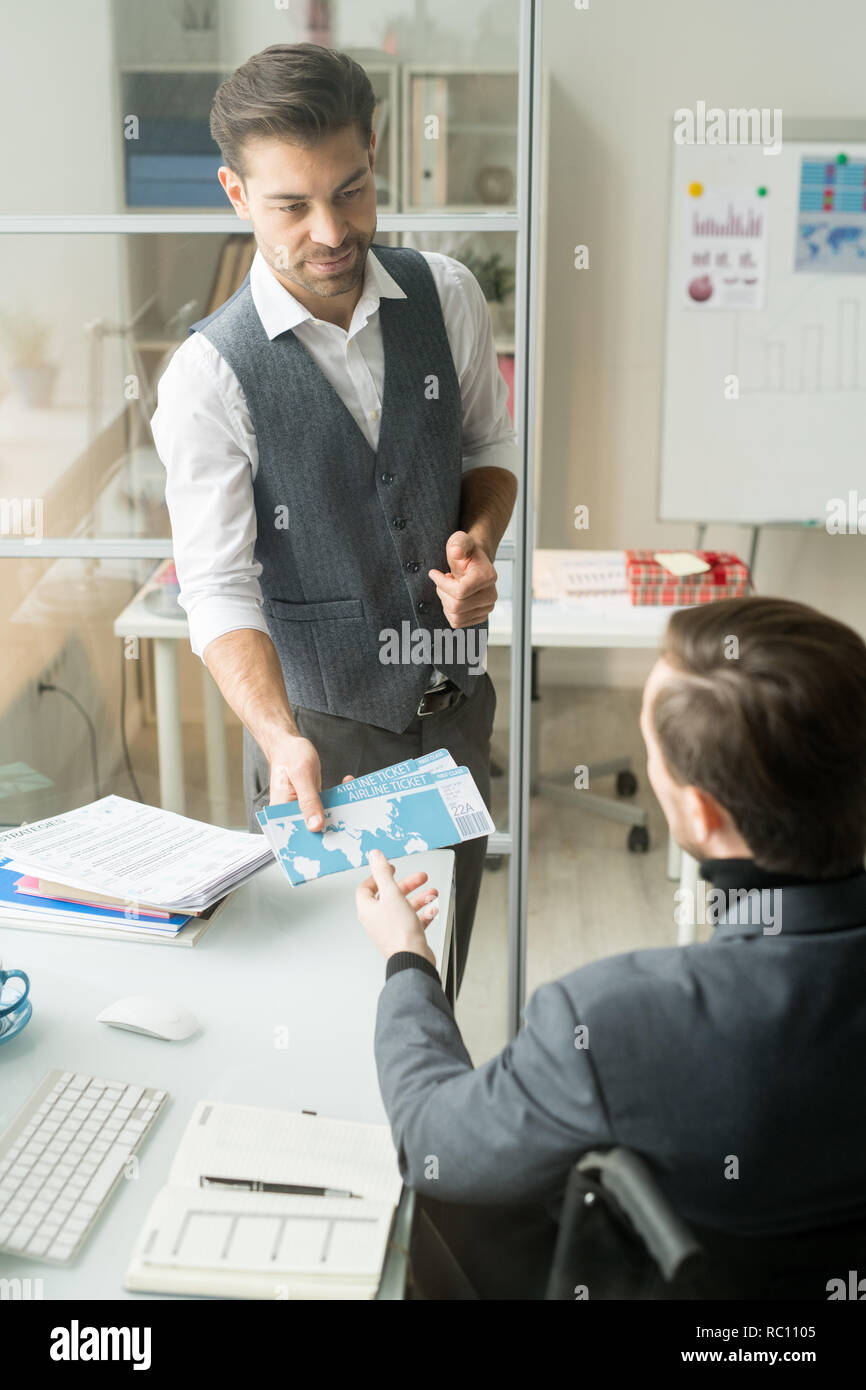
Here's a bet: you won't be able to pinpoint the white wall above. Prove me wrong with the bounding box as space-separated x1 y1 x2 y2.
536 0 866 682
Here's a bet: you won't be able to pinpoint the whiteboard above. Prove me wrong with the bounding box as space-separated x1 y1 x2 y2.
659 121 866 523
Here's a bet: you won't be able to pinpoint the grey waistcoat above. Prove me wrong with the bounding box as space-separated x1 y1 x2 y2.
189 243 485 734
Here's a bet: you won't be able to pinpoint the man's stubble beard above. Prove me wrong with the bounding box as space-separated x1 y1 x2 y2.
256 224 376 299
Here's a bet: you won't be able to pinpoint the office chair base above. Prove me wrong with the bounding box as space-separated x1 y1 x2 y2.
535 758 650 852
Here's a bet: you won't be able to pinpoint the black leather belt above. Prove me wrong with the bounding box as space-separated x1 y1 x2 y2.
416 678 463 717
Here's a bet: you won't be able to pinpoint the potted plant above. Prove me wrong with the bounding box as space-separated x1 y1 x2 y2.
0 312 58 408
460 252 516 340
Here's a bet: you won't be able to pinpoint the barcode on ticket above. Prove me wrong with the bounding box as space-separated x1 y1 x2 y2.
453 811 491 838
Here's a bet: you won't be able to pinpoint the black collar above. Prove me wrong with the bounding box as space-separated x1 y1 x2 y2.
698 857 865 892
698 858 866 938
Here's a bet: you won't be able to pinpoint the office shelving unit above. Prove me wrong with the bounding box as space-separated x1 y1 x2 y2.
114 59 399 213
402 66 519 213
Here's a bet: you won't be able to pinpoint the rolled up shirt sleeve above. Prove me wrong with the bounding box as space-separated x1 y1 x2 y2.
151 336 270 664
429 253 521 480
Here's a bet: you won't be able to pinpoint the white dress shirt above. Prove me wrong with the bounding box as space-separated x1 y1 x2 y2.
152 246 519 672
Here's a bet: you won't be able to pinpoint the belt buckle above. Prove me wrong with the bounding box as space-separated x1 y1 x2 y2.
416 681 458 717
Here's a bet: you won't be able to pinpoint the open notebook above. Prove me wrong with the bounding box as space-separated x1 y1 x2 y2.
125 1101 402 1300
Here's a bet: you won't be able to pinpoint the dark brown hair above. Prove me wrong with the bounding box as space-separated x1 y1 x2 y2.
210 43 376 179
651 596 866 878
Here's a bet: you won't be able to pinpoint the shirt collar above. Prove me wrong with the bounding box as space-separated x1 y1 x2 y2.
699 857 866 938
699 857 819 892
249 244 406 341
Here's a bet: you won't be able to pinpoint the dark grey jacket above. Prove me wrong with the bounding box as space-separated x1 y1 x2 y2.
374 861 866 1236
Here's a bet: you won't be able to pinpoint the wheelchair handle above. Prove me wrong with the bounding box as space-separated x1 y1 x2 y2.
577 1147 702 1281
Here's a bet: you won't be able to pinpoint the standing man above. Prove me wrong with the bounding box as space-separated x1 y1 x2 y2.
152 44 518 989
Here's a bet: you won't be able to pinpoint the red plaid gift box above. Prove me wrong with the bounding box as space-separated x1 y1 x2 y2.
625 550 748 606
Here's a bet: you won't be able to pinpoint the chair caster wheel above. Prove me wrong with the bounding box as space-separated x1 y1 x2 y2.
627 825 649 853
616 770 638 797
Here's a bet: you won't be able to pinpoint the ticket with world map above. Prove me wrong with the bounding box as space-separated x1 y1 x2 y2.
257 760 495 886
331 746 457 793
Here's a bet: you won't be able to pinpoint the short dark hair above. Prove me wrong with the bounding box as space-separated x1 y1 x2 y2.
210 43 376 180
651 596 866 878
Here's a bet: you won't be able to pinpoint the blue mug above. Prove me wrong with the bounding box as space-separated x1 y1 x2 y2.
0 967 29 1019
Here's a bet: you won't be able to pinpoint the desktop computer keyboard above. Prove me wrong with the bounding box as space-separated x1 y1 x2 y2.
0 1069 167 1264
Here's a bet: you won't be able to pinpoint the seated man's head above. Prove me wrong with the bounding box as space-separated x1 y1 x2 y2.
639 596 866 877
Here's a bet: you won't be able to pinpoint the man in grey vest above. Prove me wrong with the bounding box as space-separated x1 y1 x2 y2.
152 44 518 990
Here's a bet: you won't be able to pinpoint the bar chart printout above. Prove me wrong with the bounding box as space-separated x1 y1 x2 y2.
679 189 768 310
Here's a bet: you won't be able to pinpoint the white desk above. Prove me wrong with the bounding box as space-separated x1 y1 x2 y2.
488 594 679 650
0 848 454 1300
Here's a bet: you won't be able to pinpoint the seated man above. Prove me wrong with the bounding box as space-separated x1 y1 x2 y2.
355 595 866 1299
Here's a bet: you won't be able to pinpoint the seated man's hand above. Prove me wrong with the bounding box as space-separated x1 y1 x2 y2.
428 530 498 629
356 849 438 964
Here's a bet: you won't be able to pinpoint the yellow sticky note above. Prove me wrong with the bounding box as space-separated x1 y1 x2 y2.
653 551 711 577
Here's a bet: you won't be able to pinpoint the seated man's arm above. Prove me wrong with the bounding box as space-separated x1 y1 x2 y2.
375 960 613 1205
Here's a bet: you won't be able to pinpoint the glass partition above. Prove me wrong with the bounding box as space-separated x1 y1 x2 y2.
0 1 519 216
0 556 246 831
0 0 534 1057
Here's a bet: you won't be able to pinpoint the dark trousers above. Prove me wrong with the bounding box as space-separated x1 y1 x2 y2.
409 1193 560 1300
243 673 496 992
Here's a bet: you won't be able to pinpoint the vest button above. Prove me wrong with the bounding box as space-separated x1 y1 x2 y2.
417 601 427 613
392 516 406 529
380 471 394 484
406 561 420 573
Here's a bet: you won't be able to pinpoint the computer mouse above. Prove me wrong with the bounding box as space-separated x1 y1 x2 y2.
97 995 200 1042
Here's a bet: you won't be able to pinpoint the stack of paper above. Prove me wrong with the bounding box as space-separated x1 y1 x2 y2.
0 796 273 944
0 859 194 939
258 748 494 887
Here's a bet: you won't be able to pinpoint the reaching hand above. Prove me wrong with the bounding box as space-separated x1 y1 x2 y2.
355 849 438 964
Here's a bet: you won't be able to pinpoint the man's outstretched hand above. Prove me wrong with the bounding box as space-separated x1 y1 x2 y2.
428 530 498 629
268 740 356 832
268 737 325 830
